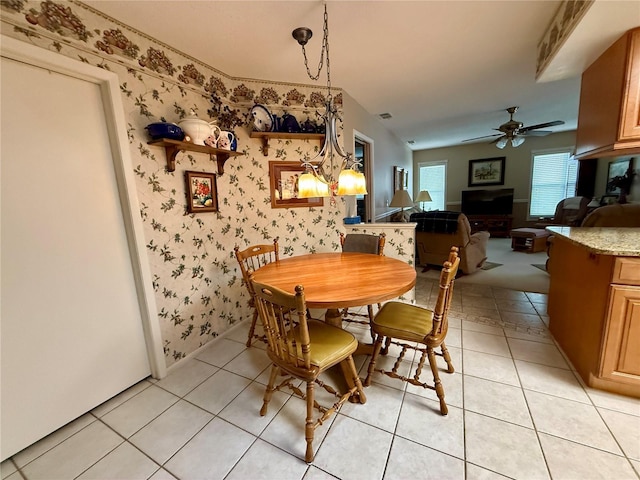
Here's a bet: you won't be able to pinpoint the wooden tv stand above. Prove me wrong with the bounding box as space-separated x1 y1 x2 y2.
466 215 513 237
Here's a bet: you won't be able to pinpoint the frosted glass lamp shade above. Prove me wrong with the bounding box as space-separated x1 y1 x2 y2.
298 172 330 198
354 171 368 194
337 169 359 195
511 136 525 147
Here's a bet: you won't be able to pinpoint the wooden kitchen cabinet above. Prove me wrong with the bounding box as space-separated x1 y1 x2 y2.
599 261 640 385
575 27 640 159
548 237 640 397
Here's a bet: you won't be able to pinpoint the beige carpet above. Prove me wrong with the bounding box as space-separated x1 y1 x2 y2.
418 238 550 293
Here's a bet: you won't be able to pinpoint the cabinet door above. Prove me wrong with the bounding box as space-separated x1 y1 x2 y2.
600 286 640 383
619 28 640 140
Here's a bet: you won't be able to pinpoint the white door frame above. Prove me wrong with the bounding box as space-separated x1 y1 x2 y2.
1 35 165 379
353 129 374 222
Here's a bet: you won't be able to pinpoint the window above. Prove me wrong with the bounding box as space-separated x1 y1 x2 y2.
529 149 578 218
418 161 446 211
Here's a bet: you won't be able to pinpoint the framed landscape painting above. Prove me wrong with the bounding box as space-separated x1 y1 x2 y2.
468 157 505 187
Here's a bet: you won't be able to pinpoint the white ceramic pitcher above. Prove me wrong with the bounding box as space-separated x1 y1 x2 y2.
218 130 237 151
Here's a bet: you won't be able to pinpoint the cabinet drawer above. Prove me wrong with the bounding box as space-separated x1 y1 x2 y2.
612 257 640 285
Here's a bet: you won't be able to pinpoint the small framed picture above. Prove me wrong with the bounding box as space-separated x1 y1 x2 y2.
269 161 324 209
185 171 218 213
468 157 505 187
394 166 405 192
600 194 619 206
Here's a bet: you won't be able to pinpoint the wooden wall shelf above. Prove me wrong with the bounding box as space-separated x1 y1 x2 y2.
147 138 242 175
250 131 325 156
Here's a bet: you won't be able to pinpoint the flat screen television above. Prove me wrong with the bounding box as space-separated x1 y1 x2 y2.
461 188 514 216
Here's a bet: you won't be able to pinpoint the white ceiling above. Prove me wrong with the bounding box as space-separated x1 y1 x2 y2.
82 0 640 151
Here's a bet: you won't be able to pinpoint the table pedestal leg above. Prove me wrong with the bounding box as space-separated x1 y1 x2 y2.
324 308 374 356
324 308 342 328
324 308 373 403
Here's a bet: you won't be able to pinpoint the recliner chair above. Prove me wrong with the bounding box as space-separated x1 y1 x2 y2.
537 196 591 227
411 211 489 274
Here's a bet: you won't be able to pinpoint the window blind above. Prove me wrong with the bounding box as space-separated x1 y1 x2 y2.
418 161 446 211
529 150 577 218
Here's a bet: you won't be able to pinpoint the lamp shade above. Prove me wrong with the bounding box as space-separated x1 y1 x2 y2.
298 172 330 198
496 137 508 149
354 171 368 195
511 136 525 147
389 189 414 208
337 169 360 196
415 190 432 202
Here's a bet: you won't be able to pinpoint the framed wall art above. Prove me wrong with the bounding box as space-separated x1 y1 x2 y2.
269 161 324 209
393 166 406 192
468 157 505 187
605 158 633 193
185 170 218 213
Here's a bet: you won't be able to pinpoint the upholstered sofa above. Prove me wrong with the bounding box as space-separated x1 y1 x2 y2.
580 203 640 227
411 211 490 274
547 203 640 271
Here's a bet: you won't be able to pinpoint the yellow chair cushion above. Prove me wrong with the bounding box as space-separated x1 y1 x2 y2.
302 320 359 369
371 302 434 343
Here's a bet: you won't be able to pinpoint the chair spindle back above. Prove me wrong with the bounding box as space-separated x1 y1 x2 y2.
427 247 460 346
251 278 310 370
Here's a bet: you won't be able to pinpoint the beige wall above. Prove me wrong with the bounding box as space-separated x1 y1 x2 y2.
413 131 640 227
412 131 578 227
343 92 412 221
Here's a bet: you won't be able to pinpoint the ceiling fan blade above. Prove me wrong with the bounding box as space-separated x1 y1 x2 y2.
520 120 565 132
462 133 503 142
521 130 553 137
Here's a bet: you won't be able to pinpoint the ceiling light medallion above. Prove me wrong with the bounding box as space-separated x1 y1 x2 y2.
293 3 367 205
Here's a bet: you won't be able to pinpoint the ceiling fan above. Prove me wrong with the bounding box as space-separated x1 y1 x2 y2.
462 106 565 149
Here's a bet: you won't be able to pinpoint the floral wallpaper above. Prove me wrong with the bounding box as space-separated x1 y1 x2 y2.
0 0 414 369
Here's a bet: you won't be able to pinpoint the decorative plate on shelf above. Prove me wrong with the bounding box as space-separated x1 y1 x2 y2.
250 104 273 132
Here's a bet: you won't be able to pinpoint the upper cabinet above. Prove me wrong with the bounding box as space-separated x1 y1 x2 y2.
575 27 640 159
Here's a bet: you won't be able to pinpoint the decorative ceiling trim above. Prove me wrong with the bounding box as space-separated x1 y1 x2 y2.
536 0 594 79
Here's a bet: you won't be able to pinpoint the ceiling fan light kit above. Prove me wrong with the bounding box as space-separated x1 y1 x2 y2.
463 106 564 149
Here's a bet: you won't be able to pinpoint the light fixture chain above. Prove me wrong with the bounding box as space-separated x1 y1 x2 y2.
301 43 323 81
323 4 331 96
300 4 331 94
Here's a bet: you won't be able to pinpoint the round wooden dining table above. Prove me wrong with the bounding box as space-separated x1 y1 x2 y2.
251 252 417 329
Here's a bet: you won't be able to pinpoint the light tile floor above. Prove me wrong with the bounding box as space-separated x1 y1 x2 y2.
3 277 640 480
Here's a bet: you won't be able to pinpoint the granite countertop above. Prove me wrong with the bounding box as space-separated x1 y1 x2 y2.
546 226 640 256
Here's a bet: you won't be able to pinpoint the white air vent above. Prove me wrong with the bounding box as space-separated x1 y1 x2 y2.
378 112 393 120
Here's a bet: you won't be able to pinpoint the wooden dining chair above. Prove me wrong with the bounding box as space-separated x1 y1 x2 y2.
339 232 386 339
251 276 366 463
364 246 459 415
234 238 280 347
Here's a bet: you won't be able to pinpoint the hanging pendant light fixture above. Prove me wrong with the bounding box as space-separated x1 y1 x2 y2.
292 3 366 202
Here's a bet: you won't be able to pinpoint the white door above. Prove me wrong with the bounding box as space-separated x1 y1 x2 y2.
1 41 159 460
